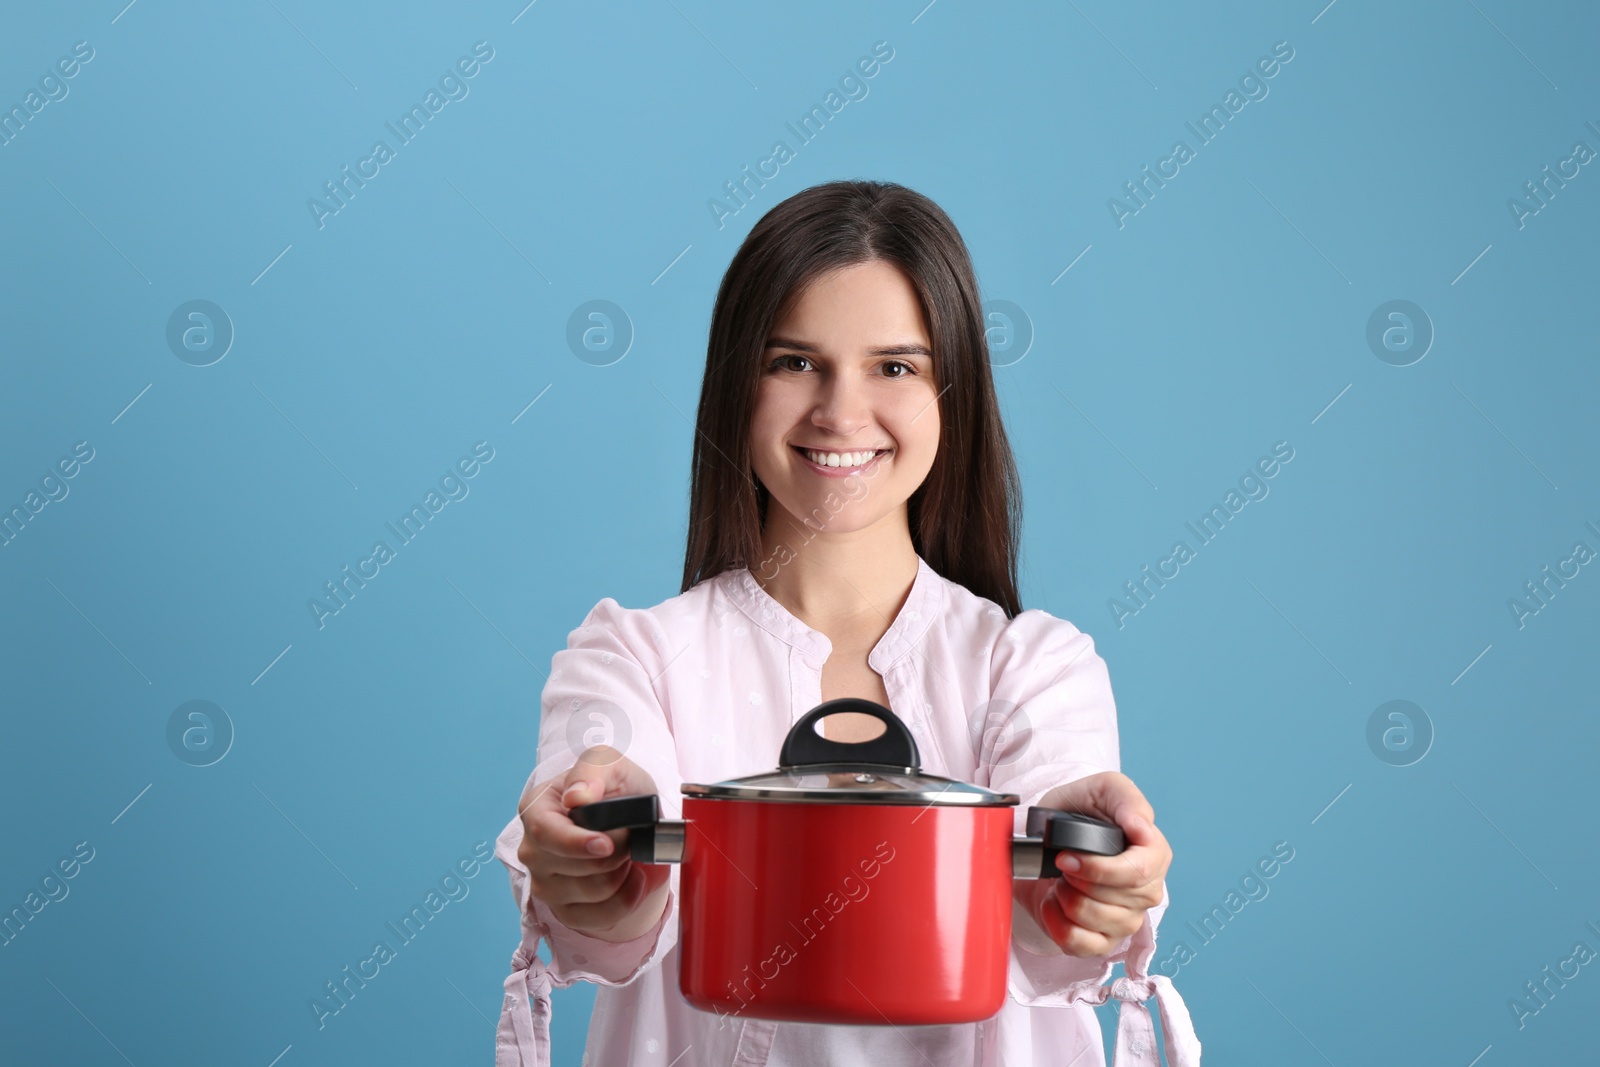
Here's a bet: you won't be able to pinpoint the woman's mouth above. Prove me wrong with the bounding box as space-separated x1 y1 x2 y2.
791 446 891 476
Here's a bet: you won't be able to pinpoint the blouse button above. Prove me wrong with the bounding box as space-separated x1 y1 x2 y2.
748 692 763 705
647 1038 660 1053
734 625 748 637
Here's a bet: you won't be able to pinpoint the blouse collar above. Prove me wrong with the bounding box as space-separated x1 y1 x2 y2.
720 553 945 673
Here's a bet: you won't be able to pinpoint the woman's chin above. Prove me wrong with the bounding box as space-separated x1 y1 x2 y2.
766 496 899 536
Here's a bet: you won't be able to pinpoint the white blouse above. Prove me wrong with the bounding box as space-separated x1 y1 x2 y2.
494 554 1201 1065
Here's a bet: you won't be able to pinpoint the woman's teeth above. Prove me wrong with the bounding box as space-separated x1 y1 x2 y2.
803 448 884 469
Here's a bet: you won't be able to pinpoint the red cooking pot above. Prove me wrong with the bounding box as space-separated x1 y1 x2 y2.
568 697 1125 1027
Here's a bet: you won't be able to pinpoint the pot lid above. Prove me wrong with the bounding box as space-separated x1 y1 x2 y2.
679 698 1020 807
682 764 1019 806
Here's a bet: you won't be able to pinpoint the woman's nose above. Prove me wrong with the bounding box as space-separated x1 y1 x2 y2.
810 373 871 434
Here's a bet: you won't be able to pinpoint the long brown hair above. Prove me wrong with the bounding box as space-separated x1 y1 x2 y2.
680 179 1023 618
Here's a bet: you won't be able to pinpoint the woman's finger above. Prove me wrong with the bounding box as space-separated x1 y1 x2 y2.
1055 833 1170 889
534 862 635 907
1055 867 1165 911
1054 884 1145 939
1056 876 1158 927
532 842 635 878
548 863 664 933
1038 773 1155 843
557 745 631 813
1038 885 1146 952
1034 893 1122 958
526 795 631 860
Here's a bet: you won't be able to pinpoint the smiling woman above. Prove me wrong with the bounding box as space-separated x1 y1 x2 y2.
496 180 1200 1067
750 260 942 562
683 181 1021 614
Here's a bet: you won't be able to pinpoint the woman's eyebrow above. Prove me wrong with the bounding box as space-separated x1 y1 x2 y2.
764 337 932 358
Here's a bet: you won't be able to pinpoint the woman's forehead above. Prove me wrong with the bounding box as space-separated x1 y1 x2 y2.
764 335 931 359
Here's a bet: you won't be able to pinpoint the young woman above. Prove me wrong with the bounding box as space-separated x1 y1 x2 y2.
494 181 1201 1066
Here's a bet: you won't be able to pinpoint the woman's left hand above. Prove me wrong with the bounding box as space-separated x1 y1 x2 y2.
1014 771 1172 958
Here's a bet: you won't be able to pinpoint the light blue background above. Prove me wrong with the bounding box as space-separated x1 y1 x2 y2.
3 1 1597 1064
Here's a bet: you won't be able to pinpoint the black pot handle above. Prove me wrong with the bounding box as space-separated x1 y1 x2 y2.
567 793 663 863
778 698 921 771
1020 806 1127 879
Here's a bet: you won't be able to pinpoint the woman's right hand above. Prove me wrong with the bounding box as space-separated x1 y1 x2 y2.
517 745 672 943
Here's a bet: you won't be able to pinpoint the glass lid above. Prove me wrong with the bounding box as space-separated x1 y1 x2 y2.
685 698 1022 805
681 763 1019 806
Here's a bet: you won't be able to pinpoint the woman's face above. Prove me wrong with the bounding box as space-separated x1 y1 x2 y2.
750 259 941 538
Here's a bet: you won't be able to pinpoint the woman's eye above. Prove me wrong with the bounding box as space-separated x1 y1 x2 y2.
766 355 918 376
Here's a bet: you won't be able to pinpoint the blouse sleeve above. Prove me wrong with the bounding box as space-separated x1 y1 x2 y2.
494 596 684 1066
979 610 1201 1067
